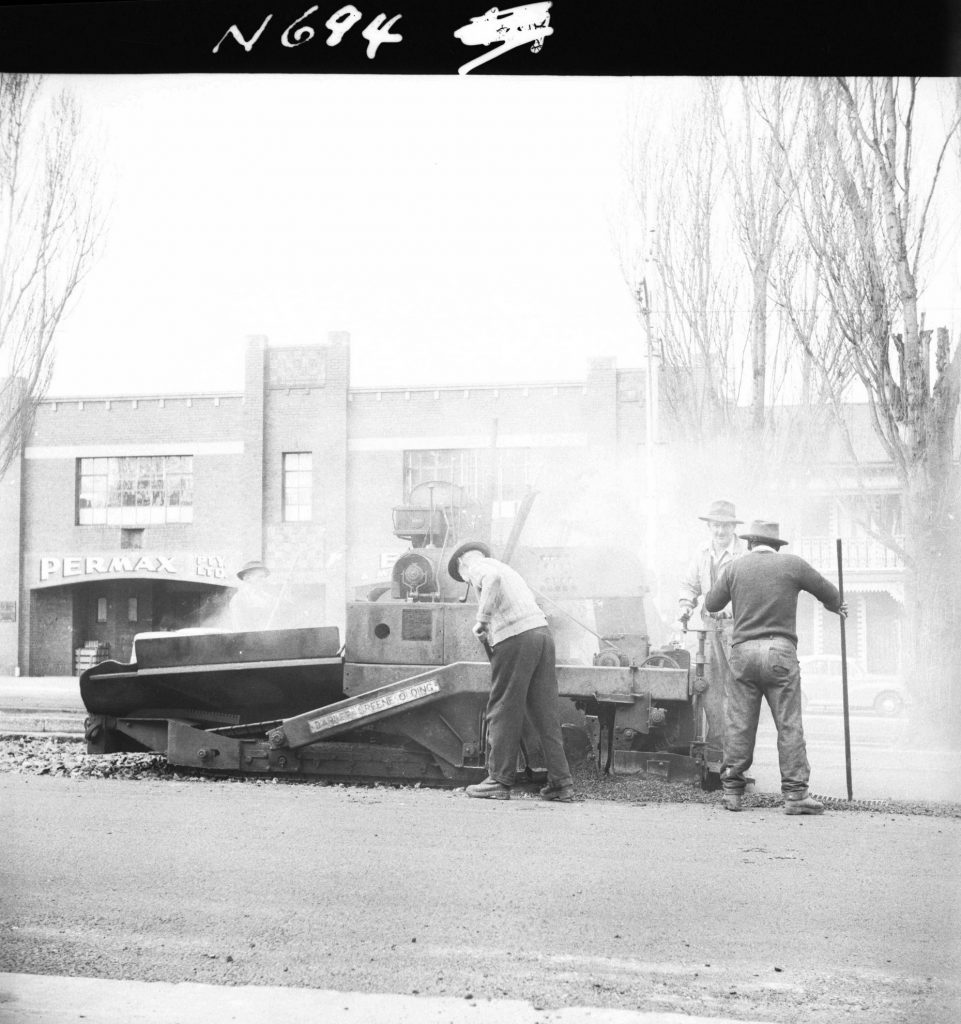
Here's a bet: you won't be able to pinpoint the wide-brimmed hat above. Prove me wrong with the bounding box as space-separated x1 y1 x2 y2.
698 500 742 524
738 520 788 548
237 559 270 580
448 541 491 582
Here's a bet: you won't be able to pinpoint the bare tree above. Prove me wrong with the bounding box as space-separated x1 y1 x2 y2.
773 77 961 721
0 74 102 476
709 78 799 429
621 80 742 440
619 78 841 516
620 78 961 721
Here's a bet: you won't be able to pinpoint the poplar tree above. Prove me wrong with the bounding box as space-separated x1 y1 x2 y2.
0 74 102 476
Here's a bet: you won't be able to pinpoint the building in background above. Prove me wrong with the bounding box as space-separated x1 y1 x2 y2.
794 412 905 678
0 334 909 680
0 335 652 675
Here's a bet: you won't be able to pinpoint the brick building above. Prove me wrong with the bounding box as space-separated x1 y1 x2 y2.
0 334 653 676
0 332 911 680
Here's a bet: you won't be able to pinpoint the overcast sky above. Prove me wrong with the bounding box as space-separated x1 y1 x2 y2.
44 74 961 400
48 74 645 397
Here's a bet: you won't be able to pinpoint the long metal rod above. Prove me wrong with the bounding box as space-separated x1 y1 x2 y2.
837 539 853 801
500 489 538 565
529 584 619 649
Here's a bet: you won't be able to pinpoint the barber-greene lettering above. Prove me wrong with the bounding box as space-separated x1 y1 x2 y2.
307 679 441 733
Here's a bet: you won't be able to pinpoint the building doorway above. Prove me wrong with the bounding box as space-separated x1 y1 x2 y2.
29 580 232 675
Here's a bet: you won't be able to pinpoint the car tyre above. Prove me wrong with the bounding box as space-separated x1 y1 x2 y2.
874 690 903 716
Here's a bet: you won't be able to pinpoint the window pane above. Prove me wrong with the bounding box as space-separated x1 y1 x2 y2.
77 454 194 525
283 452 312 522
404 448 498 502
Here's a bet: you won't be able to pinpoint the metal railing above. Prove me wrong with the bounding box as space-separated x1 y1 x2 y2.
798 536 904 572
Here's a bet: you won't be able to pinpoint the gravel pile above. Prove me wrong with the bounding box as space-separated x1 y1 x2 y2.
3 735 959 818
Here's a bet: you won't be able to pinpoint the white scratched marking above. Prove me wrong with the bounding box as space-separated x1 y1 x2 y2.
454 3 554 75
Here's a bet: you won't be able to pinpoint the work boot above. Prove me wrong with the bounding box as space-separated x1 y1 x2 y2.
466 778 511 800
721 792 744 812
540 783 574 803
783 791 824 815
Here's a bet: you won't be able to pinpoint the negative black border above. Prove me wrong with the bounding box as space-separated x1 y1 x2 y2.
0 0 958 76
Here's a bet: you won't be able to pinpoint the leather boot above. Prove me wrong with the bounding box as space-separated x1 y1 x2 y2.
540 783 574 803
722 792 744 812
784 791 824 815
466 778 511 800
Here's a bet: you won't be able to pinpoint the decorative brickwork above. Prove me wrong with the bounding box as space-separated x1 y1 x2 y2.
267 347 327 390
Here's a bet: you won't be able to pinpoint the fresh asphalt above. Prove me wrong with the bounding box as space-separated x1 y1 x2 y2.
2 675 959 803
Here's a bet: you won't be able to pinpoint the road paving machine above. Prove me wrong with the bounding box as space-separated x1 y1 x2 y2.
81 483 715 787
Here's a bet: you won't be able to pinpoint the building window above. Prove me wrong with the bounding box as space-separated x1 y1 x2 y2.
96 598 108 623
127 598 139 623
405 449 483 502
283 452 312 522
493 449 538 512
77 456 193 525
403 448 537 507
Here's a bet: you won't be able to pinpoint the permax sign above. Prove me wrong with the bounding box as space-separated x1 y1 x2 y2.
39 554 230 582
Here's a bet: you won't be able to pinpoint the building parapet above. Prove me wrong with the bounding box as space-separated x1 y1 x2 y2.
24 440 244 460
347 432 589 451
347 381 590 402
40 393 244 411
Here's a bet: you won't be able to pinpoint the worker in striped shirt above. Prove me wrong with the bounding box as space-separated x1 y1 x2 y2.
449 541 574 802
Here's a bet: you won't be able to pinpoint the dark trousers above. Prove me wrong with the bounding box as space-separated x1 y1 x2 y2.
486 626 573 788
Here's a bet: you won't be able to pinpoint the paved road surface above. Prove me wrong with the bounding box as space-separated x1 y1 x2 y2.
749 711 961 803
3 676 959 802
0 973 773 1024
0 677 79 712
1 773 959 1024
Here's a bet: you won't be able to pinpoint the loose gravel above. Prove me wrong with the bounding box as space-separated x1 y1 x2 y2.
3 734 959 818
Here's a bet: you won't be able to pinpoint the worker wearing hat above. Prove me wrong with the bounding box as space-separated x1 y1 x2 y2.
675 500 748 773
228 559 274 631
448 540 574 803
704 520 847 815
237 560 270 583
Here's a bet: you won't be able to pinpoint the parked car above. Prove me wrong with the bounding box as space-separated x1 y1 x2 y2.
798 655 906 715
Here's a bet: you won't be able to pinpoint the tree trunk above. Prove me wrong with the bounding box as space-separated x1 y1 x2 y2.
751 262 768 430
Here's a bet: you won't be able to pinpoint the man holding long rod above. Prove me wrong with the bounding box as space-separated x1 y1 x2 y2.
704 520 847 815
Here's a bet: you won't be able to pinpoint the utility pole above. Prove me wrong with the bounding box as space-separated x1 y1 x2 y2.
638 274 658 590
